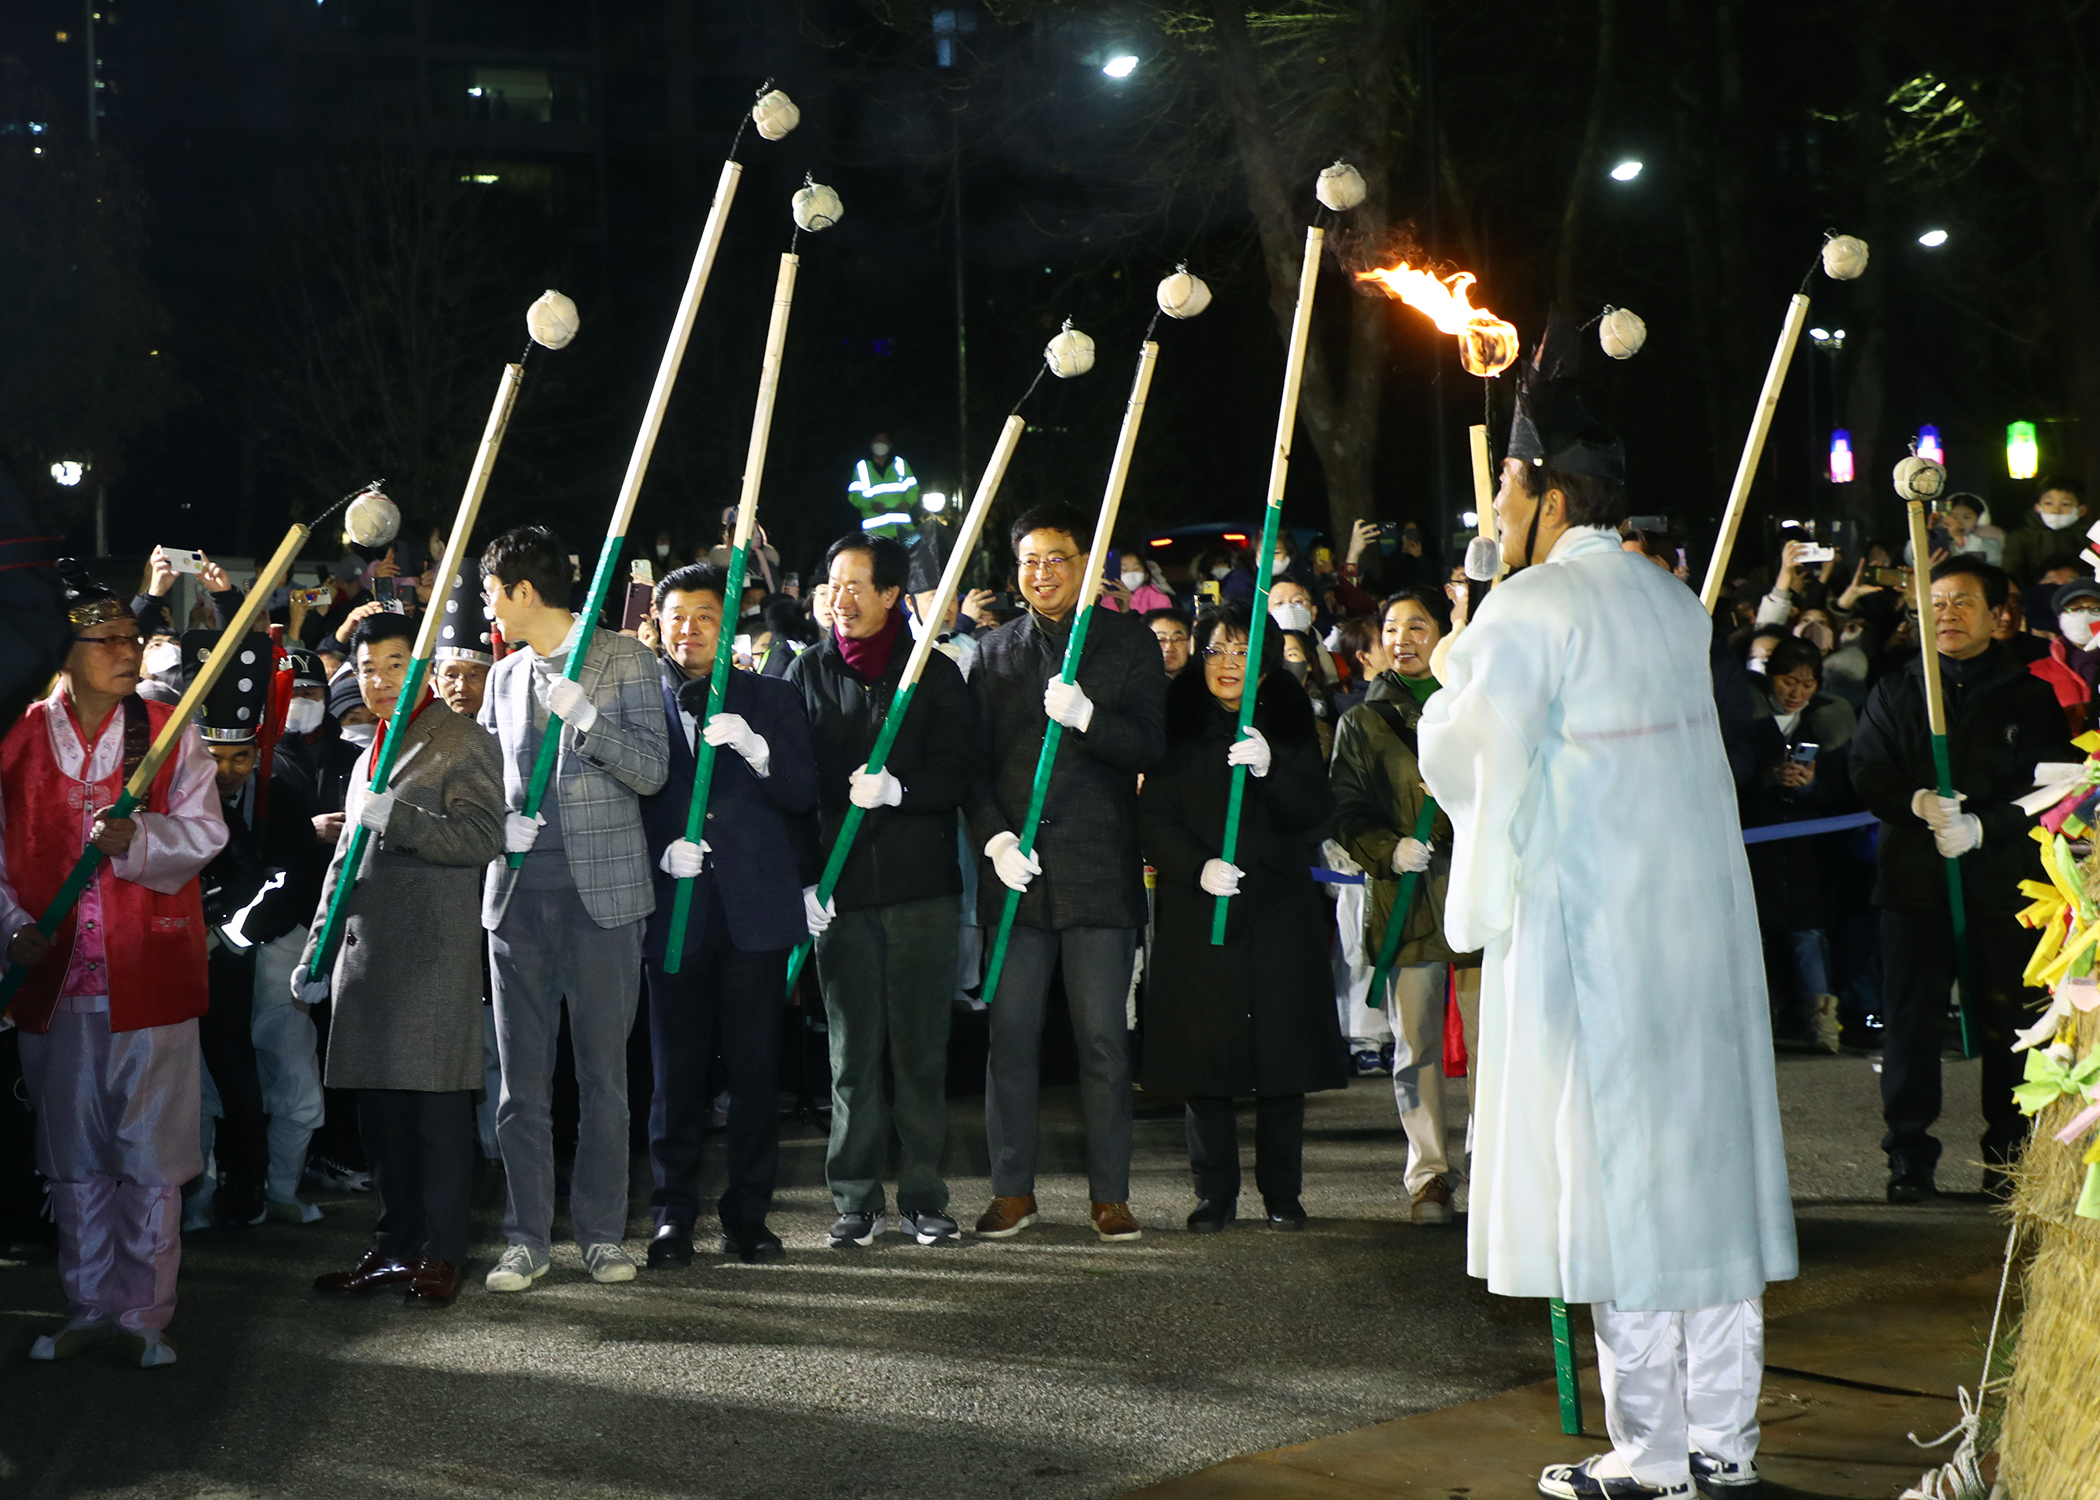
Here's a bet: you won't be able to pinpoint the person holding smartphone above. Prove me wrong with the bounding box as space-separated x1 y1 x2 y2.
1739 637 1859 1053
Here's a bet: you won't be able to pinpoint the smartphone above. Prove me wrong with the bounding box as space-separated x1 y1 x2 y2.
1927 526 1954 556
1197 580 1222 604
1865 566 1911 588
1788 742 1820 765
164 548 206 575
299 588 331 608
631 559 654 586
1375 521 1403 540
619 579 653 633
1796 544 1836 565
380 598 406 615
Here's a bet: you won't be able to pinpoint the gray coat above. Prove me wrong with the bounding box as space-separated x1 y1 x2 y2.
301 699 506 1092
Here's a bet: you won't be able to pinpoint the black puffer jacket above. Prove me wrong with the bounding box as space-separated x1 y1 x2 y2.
786 627 982 913
966 604 1167 931
1849 641 2075 912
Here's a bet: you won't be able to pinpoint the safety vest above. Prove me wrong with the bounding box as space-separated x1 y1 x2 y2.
848 455 919 538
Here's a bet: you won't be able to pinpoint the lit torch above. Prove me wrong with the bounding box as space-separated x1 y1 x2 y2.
1355 262 1519 377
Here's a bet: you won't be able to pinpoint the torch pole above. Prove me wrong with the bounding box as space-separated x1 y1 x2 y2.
1905 499 1976 1057
1212 226 1323 945
982 344 1160 1003
511 159 744 865
784 412 1027 998
1698 294 1811 615
1469 422 1505 584
0 523 310 1009
662 251 797 972
310 361 525 976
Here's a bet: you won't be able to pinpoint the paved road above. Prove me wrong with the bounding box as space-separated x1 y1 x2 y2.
0 1049 2006 1499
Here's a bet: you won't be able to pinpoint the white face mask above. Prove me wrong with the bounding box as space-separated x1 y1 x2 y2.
871 443 891 458
655 543 671 558
2061 611 2100 648
1273 554 1291 573
340 722 378 748
1209 565 1231 581
1271 601 1314 635
1120 570 1146 591
142 641 182 677
283 697 325 735
1746 657 1769 675
2041 510 2081 531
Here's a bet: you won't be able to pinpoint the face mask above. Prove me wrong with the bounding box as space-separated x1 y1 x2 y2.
1283 657 1309 684
1120 570 1146 591
340 722 378 748
1271 601 1314 635
655 543 671 558
2061 611 2100 648
284 698 325 735
1746 658 1768 676
1273 555 1291 574
1209 565 1231 581
871 443 891 458
142 642 182 677
2042 510 2081 531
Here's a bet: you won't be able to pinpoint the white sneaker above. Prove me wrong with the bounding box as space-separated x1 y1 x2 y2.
29 1317 119 1361
582 1242 638 1284
265 1194 323 1225
1689 1451 1760 1494
485 1242 550 1292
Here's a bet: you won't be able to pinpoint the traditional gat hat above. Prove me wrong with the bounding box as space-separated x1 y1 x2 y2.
434 568 495 665
180 630 272 744
59 558 129 631
1507 313 1626 486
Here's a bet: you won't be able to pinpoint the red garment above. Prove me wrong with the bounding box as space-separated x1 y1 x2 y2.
833 607 907 682
1 699 209 1035
2032 639 2093 712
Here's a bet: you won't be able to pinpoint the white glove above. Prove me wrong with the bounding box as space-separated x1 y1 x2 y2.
1933 815 1983 859
1911 788 1968 828
985 830 1042 893
1391 837 1432 874
1199 858 1243 897
803 884 835 935
702 712 770 777
504 811 545 853
1044 678 1095 733
1226 727 1272 779
849 764 904 809
658 838 709 879
290 963 330 1008
539 674 599 734
356 790 396 835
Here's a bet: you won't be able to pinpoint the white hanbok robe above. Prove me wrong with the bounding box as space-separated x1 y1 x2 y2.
1418 527 1795 1311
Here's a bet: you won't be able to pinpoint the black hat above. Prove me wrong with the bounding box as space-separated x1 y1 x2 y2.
59 558 128 631
285 645 326 688
906 532 945 595
434 567 494 664
326 665 364 720
1507 313 1625 486
180 630 271 744
2051 579 2100 614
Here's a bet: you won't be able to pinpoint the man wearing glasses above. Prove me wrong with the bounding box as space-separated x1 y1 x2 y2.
2 565 226 1366
967 503 1167 1242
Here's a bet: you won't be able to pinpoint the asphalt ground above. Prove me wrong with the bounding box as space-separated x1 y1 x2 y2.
0 1045 2008 1500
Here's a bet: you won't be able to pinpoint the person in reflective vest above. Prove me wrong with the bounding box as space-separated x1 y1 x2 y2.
848 432 920 540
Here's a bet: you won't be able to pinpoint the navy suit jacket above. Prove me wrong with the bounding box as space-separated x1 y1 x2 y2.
640 660 819 966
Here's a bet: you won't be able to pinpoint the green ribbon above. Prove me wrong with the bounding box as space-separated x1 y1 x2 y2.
2012 1044 2100 1117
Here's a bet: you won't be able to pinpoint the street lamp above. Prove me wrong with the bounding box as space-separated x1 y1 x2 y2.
922 491 949 514
1829 430 1855 485
1918 228 1949 248
50 460 85 487
1609 160 1643 182
2008 421 2040 480
1102 54 1139 78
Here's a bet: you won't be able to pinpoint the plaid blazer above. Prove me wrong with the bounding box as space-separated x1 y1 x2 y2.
480 626 670 931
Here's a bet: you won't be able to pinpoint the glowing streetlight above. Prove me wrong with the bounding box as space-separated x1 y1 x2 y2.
50 460 86 487
1829 430 1855 485
1918 228 1949 248
922 491 949 514
1915 424 1944 465
1102 55 1139 78
1609 160 1643 182
2008 421 2040 480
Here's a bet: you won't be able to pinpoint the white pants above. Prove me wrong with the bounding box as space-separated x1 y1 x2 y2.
1592 1298 1763 1488
1386 962 1479 1193
1331 882 1390 1044
251 927 323 1200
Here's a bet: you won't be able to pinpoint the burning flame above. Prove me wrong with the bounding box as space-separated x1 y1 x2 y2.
1355 262 1519 377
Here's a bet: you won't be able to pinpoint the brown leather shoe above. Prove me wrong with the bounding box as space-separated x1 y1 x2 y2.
313 1249 414 1296
1090 1201 1142 1241
1410 1175 1455 1225
973 1194 1038 1238
402 1257 463 1307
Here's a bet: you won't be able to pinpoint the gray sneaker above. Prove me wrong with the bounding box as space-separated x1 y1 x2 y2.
484 1242 550 1293
827 1212 881 1248
582 1242 639 1284
899 1209 961 1245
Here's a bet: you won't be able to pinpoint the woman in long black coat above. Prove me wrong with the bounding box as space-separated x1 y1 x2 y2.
1139 601 1347 1232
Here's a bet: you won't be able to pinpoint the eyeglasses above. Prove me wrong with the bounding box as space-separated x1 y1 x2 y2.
74 632 143 651
1203 646 1250 660
1017 556 1073 576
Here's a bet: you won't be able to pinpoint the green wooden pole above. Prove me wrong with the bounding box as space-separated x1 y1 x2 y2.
1362 799 1441 1008
1905 499 1976 1057
1551 1297 1583 1435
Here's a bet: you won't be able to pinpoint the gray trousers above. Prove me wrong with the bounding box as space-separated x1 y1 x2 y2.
489 881 644 1253
986 925 1135 1202
815 896 958 1217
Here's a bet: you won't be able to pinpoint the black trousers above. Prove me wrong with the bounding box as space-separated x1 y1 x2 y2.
1184 1094 1305 1209
1878 905 2030 1179
201 949 267 1200
358 1089 474 1267
645 922 789 1234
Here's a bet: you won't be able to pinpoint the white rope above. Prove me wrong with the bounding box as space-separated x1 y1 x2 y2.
1898 1219 2020 1500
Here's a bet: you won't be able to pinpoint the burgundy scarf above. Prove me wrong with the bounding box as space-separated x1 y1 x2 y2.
834 607 906 682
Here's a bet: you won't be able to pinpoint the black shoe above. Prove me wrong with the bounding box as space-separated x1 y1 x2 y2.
1186 1199 1236 1234
1887 1172 1935 1204
1265 1199 1308 1231
721 1222 785 1264
646 1225 694 1268
827 1212 880 1248
1689 1448 1761 1494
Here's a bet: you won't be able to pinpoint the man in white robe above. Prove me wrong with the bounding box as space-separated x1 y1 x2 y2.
1419 345 1795 1500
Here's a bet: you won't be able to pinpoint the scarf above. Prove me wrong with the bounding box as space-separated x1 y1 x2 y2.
835 607 906 683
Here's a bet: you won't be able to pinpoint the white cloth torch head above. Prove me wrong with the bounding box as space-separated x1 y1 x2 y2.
344 486 401 549
1315 160 1367 212
1598 306 1647 360
752 89 800 141
792 178 844 232
1821 234 1870 281
1464 535 1501 582
1156 266 1212 319
527 290 580 350
1894 454 1947 503
1044 320 1095 379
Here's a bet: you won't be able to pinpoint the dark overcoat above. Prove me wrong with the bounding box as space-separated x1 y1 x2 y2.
1138 670 1348 1098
